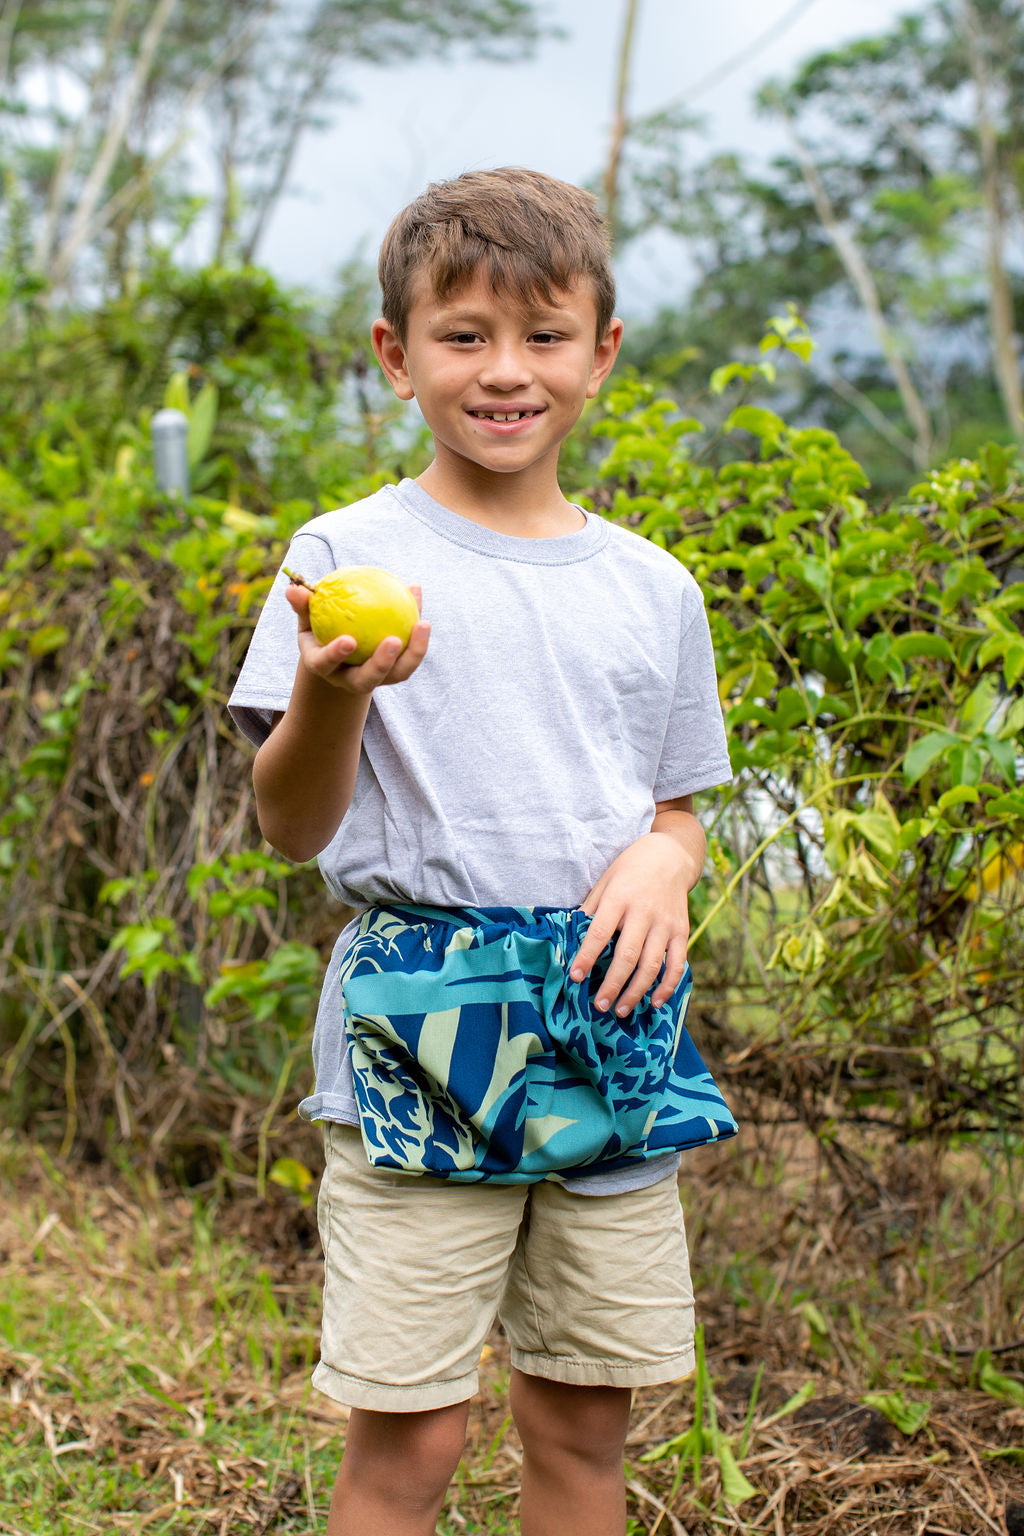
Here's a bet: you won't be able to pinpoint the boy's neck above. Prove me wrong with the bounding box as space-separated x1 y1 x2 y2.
415 459 585 540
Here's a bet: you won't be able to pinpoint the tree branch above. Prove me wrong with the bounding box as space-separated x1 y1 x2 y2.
48 0 181 293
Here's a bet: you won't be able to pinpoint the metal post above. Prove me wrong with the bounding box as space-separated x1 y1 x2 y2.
151 408 190 495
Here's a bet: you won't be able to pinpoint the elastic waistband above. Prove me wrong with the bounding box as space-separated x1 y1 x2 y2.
376 903 577 932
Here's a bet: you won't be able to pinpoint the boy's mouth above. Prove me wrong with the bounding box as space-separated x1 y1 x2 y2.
467 409 542 422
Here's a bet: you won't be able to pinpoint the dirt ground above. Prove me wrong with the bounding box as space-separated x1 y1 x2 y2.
2 1119 1023 1534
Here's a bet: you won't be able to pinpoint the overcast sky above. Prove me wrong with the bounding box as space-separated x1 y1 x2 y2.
252 0 913 311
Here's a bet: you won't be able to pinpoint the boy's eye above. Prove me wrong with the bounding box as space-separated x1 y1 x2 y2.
530 331 560 344
448 331 481 344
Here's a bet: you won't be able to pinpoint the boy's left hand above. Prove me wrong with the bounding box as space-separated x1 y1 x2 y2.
569 802 705 1018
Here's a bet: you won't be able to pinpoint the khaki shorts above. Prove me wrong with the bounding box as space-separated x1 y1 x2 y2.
312 1123 696 1412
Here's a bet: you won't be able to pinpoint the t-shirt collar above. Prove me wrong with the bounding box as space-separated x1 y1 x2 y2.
389 479 610 566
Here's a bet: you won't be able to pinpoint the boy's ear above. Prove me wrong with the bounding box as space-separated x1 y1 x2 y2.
371 318 416 401
586 317 625 399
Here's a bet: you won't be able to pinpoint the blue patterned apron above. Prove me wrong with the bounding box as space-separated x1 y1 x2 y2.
338 904 737 1183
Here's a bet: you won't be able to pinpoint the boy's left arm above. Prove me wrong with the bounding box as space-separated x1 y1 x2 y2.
570 795 705 1017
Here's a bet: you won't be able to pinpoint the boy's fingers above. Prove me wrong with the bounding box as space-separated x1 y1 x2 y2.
346 620 432 690
340 635 409 692
285 583 312 630
589 918 649 1012
383 620 431 681
569 907 619 983
601 925 670 1015
651 935 689 1009
299 620 431 693
298 629 357 674
615 929 681 1014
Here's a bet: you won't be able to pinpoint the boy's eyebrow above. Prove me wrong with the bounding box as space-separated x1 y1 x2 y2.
430 302 574 327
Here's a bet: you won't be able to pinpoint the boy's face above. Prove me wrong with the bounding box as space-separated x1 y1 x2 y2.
371 268 622 497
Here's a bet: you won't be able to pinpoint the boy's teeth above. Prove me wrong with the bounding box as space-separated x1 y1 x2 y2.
474 410 532 421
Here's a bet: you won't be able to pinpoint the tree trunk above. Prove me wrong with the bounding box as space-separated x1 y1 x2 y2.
48 0 181 293
777 98 934 469
213 73 245 266
32 0 134 272
48 12 260 288
602 0 641 240
0 0 24 85
961 0 1024 440
238 62 327 265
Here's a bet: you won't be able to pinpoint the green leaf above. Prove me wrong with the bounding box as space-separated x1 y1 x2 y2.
164 370 190 414
950 743 985 786
187 382 218 468
774 686 813 729
1003 644 1024 687
641 1423 702 1464
985 735 1019 786
904 730 958 783
759 1381 815 1427
961 675 999 733
889 632 955 665
799 1299 829 1336
773 508 817 537
862 1391 929 1436
28 624 70 657
709 360 775 394
715 1436 758 1505
975 1353 1024 1404
724 405 786 439
937 785 980 812
268 1157 315 1197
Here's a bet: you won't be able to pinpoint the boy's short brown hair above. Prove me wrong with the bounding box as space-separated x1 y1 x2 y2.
378 167 616 343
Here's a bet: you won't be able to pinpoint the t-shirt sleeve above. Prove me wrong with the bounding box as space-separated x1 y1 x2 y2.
227 529 337 748
653 593 732 801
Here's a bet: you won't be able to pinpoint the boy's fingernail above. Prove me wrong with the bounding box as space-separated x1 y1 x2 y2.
570 967 583 981
595 996 609 1011
616 1004 630 1017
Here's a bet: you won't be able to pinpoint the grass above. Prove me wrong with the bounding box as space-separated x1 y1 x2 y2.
2 1123 1024 1535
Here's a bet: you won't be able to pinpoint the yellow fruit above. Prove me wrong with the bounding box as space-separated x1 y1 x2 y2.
284 565 418 664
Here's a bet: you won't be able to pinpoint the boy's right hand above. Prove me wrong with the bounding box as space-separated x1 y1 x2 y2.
286 581 430 694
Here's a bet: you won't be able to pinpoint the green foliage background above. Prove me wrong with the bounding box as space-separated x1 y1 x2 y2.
1 277 1022 1185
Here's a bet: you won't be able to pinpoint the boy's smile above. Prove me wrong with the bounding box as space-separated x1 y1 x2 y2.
372 270 622 526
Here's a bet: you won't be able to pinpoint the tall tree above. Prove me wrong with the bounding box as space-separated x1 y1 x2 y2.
761 0 1024 442
0 0 546 295
614 0 1024 472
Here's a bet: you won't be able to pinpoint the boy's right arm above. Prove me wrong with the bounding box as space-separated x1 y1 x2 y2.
252 582 430 862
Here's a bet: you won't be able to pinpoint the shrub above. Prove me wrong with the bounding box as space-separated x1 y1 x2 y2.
2 330 1021 1180
584 370 1024 1152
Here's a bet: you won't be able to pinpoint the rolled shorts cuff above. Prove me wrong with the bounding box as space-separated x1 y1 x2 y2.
510 1345 696 1390
311 1359 479 1413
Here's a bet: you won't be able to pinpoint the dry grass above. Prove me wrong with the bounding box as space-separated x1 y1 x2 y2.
1 1118 1023 1535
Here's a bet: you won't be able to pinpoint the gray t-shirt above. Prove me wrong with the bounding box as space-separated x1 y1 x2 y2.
229 479 731 1193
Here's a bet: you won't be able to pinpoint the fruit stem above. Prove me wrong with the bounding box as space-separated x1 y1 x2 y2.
282 566 317 593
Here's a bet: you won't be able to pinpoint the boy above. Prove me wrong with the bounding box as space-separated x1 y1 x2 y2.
229 166 734 1536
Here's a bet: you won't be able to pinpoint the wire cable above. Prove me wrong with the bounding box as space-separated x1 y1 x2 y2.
671 0 822 106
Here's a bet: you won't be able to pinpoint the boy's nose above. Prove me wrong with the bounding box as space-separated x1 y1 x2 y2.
477 341 532 390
